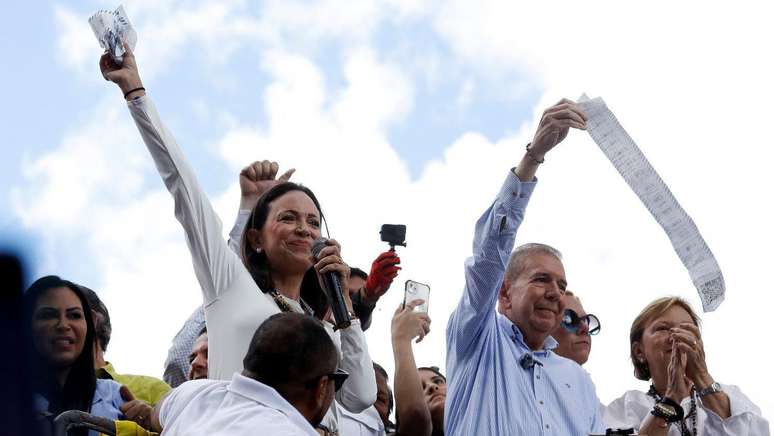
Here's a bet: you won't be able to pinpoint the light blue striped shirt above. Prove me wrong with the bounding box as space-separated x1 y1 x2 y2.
445 171 605 436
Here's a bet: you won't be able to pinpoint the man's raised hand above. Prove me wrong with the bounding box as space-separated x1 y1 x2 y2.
515 98 587 181
529 98 587 159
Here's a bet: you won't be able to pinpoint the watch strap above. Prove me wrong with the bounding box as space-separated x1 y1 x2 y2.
696 382 723 397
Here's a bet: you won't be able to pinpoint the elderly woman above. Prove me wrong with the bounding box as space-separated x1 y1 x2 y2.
604 296 769 435
25 276 129 435
99 45 375 432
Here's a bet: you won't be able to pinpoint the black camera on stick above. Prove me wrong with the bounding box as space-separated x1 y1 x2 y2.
380 224 406 251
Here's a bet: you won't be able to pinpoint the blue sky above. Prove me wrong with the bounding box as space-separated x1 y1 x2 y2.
0 1 538 274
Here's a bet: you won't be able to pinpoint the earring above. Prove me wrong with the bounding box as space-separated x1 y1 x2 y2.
255 247 262 254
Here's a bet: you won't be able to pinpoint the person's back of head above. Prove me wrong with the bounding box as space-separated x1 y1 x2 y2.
78 284 112 353
242 313 339 428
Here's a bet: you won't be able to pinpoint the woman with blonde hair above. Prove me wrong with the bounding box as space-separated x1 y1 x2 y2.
604 296 769 435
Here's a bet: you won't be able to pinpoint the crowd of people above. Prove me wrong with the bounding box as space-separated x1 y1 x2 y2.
17 44 771 436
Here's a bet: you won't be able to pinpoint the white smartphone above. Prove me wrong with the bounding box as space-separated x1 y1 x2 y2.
404 280 430 313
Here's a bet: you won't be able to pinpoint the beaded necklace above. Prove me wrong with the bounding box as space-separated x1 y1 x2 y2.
647 385 698 436
269 289 314 316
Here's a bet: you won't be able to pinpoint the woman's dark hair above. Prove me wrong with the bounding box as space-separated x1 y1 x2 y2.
23 275 97 419
240 182 329 318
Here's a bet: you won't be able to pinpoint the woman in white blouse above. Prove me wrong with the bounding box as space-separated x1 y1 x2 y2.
99 45 376 432
604 296 769 435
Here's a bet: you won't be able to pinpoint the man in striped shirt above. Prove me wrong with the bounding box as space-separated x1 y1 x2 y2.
445 99 606 435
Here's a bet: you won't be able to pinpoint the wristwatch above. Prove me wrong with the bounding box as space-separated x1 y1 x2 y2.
696 382 723 397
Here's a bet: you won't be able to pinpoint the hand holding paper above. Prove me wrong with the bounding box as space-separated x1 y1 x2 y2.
89 5 137 65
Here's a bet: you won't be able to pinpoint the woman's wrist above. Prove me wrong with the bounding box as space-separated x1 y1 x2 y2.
693 371 715 390
119 79 145 100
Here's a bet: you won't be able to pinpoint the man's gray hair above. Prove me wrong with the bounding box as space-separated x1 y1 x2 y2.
505 243 563 283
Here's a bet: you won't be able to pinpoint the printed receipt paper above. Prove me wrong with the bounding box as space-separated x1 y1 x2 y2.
577 95 724 312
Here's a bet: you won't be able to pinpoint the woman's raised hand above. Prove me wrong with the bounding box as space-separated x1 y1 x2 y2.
671 322 712 387
99 41 144 98
313 239 353 311
664 340 690 402
391 300 431 344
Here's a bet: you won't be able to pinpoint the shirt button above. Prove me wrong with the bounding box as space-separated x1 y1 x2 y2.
536 375 541 379
539 400 544 405
545 424 550 429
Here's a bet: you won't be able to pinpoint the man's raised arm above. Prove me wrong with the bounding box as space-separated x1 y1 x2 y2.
446 98 587 356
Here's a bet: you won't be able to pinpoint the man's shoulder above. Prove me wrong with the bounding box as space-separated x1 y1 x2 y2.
168 378 229 403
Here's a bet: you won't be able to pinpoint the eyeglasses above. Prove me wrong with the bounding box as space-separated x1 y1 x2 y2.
560 309 601 336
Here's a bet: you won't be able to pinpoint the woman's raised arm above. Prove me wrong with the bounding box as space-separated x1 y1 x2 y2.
100 44 241 304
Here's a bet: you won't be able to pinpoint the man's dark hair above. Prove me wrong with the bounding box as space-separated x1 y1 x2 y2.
417 366 446 381
350 267 368 281
78 285 112 352
243 313 337 398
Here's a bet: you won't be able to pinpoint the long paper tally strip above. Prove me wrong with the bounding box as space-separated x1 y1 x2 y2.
577 95 724 312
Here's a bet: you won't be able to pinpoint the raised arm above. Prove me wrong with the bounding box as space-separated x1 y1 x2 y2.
100 45 242 304
391 301 432 436
446 98 587 356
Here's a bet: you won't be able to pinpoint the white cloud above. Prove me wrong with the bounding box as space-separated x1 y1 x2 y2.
18 0 774 423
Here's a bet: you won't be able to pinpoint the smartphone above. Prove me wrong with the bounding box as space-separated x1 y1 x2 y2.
380 224 407 248
404 280 430 313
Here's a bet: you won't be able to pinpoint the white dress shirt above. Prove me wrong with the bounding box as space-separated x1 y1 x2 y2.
604 384 770 435
338 404 386 436
160 373 319 436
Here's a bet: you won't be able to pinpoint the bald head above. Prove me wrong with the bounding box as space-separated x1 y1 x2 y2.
242 313 337 392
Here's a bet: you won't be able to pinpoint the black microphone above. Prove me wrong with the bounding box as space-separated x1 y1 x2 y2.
519 354 543 370
312 238 351 330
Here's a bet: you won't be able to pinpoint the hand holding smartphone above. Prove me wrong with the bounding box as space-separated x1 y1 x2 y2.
404 280 430 313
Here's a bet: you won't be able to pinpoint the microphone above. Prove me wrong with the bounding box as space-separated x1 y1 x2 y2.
312 238 351 330
519 354 543 370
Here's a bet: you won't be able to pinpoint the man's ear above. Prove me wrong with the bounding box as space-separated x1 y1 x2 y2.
314 376 330 408
497 282 511 313
246 228 262 251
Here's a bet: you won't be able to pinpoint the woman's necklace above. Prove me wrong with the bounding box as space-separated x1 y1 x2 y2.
647 385 698 436
269 289 314 316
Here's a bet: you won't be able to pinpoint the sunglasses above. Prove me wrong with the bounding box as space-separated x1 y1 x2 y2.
313 368 349 392
560 309 601 336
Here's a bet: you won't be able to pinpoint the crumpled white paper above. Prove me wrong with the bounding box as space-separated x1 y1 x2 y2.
89 5 137 64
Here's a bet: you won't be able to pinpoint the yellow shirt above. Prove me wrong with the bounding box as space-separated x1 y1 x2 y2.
114 420 159 436
97 362 171 406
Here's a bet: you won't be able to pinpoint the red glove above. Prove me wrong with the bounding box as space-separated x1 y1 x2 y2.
364 251 401 300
